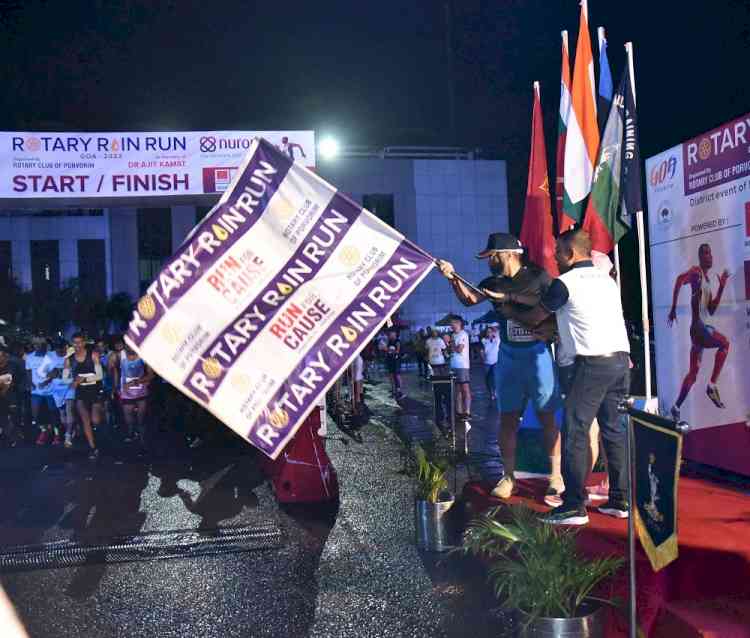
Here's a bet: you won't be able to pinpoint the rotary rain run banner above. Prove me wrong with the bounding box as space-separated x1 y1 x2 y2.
632 411 683 572
0 130 314 198
124 138 434 459
646 111 750 476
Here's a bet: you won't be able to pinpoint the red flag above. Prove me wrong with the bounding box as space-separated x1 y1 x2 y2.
520 83 559 277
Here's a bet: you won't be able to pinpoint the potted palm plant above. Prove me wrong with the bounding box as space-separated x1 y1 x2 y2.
459 505 623 637
414 444 454 552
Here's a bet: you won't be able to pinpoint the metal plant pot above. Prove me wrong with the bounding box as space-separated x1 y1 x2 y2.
519 603 605 638
415 497 455 552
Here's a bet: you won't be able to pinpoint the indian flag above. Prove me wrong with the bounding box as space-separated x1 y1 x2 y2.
556 30 573 231
563 0 600 225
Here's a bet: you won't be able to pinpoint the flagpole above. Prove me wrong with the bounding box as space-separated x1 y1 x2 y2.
597 25 605 50
613 244 622 291
625 41 652 403
625 40 643 638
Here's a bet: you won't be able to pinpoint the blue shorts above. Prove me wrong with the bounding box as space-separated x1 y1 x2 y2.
495 342 561 413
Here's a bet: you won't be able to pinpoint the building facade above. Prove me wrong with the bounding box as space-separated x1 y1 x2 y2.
0 154 508 330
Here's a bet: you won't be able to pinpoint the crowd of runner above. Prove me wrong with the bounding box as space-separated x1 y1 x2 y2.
0 334 153 459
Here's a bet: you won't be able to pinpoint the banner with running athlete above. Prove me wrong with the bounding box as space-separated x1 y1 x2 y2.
646 112 750 475
124 138 433 459
0 130 314 198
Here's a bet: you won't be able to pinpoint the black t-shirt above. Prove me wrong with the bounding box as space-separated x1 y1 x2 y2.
386 340 401 361
479 265 552 347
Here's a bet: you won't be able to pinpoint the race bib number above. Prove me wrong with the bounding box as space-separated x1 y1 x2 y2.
507 319 535 343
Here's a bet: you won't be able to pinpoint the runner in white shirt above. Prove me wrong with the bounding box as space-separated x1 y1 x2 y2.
26 338 61 445
481 326 500 402
449 317 471 417
39 340 75 447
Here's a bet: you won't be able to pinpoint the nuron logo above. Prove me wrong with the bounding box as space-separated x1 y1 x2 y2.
650 156 677 187
200 136 217 153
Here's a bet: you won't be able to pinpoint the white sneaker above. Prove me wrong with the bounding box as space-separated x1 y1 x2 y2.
544 475 565 507
490 475 516 499
64 434 73 448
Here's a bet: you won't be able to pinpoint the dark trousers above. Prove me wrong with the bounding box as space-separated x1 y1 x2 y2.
431 365 451 427
484 363 496 395
561 353 630 509
417 356 428 378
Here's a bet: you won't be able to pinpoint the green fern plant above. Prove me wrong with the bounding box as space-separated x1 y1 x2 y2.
414 444 450 503
458 505 623 626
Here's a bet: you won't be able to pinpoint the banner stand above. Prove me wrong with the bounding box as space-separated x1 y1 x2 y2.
621 400 688 638
624 401 638 638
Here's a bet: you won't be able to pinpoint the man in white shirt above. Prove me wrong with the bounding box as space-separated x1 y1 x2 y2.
449 317 471 417
481 326 500 402
39 340 74 447
25 338 61 445
487 230 631 526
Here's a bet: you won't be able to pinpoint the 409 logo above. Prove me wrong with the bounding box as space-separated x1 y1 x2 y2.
650 156 677 187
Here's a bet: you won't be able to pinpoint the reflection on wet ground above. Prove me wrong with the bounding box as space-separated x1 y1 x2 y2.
1 367 536 637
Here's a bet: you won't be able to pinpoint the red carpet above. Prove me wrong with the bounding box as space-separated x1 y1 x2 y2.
462 472 750 637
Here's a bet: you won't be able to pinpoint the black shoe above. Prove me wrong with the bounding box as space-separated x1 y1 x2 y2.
88 447 100 461
598 501 629 519
539 504 589 526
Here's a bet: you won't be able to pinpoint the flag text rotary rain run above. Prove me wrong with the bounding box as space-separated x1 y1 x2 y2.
125 138 433 458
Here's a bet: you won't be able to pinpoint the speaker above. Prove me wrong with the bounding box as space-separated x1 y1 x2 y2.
261 407 339 503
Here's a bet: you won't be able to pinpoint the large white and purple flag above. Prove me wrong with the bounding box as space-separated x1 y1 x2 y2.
125 138 433 459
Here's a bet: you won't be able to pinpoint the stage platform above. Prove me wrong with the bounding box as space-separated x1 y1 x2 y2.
463 471 750 637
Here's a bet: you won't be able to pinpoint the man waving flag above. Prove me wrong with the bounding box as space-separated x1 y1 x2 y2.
556 30 574 231
582 68 642 253
520 82 558 277
563 0 600 225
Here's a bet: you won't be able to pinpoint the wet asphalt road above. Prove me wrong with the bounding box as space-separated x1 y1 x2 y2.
1 368 520 637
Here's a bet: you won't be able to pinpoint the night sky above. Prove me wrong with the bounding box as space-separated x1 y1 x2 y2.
1 0 749 307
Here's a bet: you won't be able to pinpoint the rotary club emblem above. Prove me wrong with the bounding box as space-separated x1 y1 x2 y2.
338 246 361 268
137 295 157 320
266 406 290 429
230 372 251 393
159 321 182 346
274 197 297 220
201 357 223 379
698 137 712 161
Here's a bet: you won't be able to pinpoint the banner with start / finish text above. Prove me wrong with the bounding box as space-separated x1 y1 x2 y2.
646 111 750 475
0 130 314 198
124 138 433 459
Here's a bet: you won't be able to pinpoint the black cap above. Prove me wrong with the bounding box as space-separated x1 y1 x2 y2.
476 233 523 258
